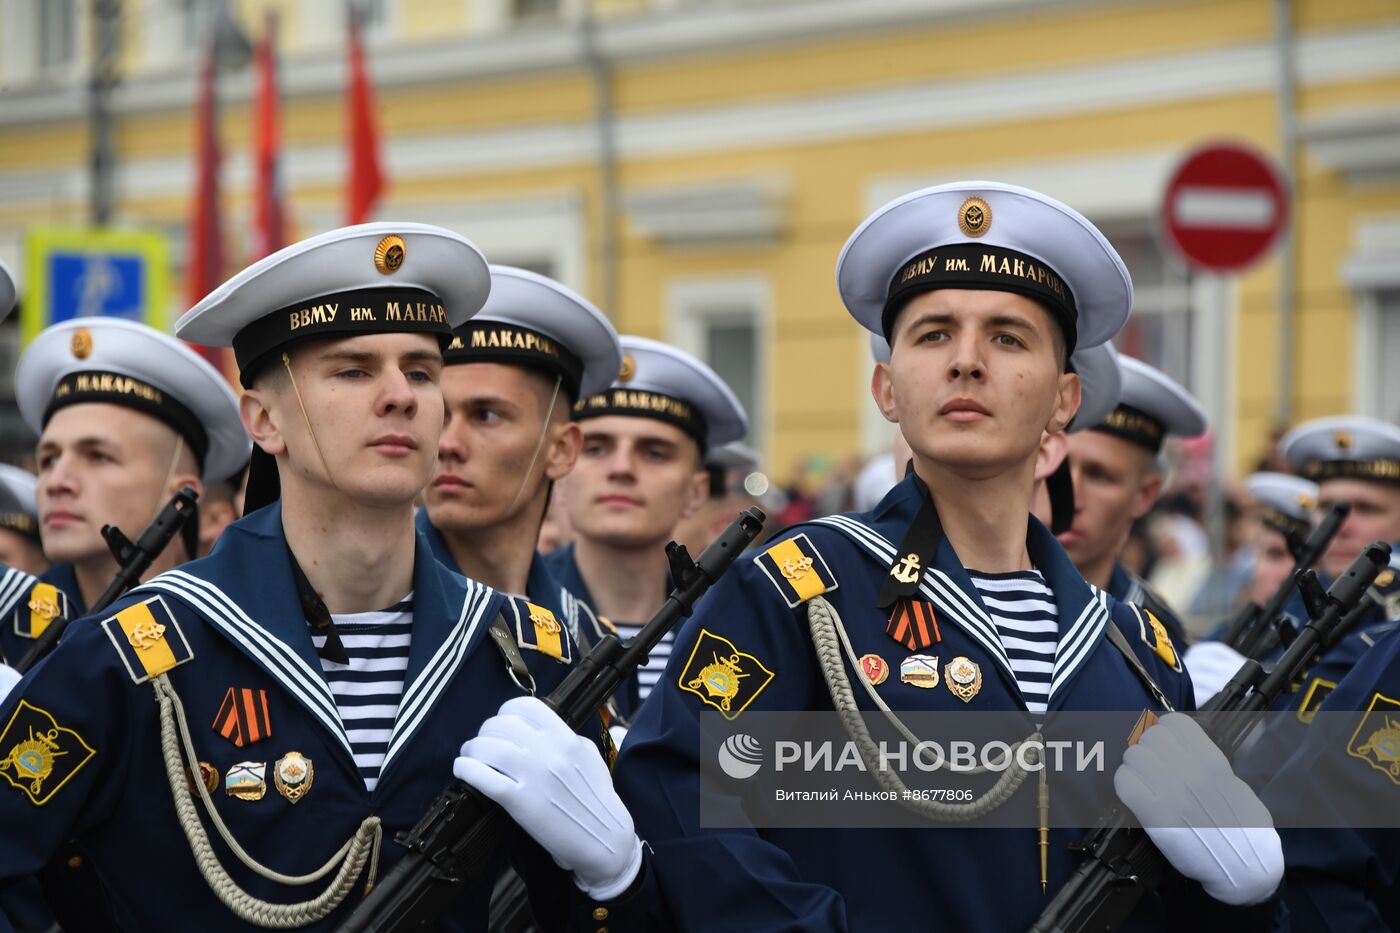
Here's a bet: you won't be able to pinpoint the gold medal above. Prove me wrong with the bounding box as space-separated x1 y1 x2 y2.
187 761 219 795
273 751 314 804
944 656 982 702
859 653 890 686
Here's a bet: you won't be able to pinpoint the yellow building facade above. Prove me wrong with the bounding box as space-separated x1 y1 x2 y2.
1 0 1397 476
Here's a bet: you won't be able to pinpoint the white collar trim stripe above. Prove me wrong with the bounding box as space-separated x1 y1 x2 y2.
135 570 351 756
379 578 495 775
0 567 36 623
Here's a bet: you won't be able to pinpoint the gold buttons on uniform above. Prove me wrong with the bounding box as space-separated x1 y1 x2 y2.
592 907 609 921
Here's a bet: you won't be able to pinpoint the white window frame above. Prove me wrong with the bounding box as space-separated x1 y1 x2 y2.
1347 216 1400 417
665 277 771 453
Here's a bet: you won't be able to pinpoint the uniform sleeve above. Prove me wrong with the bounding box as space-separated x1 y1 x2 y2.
597 561 850 932
1256 634 1400 932
0 616 139 929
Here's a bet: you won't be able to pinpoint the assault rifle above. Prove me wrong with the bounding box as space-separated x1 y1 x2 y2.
1028 541 1392 933
337 506 767 933
17 486 199 674
1221 502 1349 658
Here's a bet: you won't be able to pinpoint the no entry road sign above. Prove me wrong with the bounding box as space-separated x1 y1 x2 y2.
1162 142 1290 273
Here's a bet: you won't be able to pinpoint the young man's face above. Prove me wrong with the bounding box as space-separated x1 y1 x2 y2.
1059 430 1162 572
249 333 445 509
1249 523 1295 605
562 415 708 550
426 362 579 533
1317 478 1400 578
36 403 194 563
873 289 1079 480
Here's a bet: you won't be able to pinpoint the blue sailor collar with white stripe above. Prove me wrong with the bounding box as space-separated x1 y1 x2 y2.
812 473 1113 710
415 507 586 645
132 502 505 782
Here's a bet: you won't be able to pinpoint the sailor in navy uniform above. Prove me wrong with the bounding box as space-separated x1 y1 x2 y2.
418 265 621 655
1183 473 1319 704
0 467 46 579
588 182 1283 930
1059 354 1206 649
1 317 249 669
1226 418 1400 735
0 224 644 931
543 335 748 722
1242 471 1321 607
1281 419 1400 710
1256 616 1400 930
0 465 46 668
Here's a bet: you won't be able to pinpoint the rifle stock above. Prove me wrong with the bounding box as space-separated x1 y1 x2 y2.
337 507 766 933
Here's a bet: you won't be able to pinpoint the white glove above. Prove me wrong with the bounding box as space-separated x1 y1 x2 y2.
1183 641 1247 707
1114 713 1282 906
0 664 19 705
454 696 643 900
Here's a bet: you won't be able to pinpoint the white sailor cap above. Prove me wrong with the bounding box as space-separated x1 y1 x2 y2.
177 222 490 386
443 265 621 401
16 317 250 484
1091 355 1206 453
869 332 891 365
0 464 39 543
1281 415 1400 486
705 442 761 498
0 259 15 322
1065 342 1122 434
1245 471 1318 539
707 441 760 472
573 335 748 451
837 181 1132 352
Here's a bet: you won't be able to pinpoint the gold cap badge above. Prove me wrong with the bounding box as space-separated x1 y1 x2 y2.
70 328 93 359
374 234 406 275
958 197 992 238
618 354 636 383
1335 430 1353 451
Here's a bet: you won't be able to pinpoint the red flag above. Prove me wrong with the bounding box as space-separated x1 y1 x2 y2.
185 34 226 369
250 11 289 260
346 10 384 224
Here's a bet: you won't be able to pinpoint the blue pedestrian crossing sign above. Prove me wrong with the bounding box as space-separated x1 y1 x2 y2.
22 228 171 346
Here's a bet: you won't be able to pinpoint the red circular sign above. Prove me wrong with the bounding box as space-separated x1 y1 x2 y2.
1162 142 1290 272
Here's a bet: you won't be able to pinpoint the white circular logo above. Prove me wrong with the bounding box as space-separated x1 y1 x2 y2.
717 733 764 780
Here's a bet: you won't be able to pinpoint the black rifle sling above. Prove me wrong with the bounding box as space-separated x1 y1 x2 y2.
488 607 537 695
1104 617 1175 713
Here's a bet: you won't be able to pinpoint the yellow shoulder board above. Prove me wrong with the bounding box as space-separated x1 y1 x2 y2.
753 533 838 607
515 601 571 664
99 595 194 684
1133 605 1181 673
15 582 70 640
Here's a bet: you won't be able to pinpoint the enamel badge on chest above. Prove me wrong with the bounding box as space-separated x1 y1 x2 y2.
274 751 314 804
944 656 982 702
859 653 890 686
